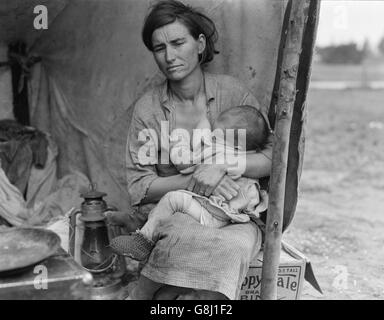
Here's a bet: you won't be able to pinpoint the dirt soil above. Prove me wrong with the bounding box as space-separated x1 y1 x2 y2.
283 88 384 300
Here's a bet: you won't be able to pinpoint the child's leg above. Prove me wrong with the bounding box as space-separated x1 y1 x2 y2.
157 191 228 229
110 191 199 261
140 191 201 240
199 207 229 228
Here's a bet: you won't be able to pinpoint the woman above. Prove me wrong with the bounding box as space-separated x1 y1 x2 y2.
114 0 273 300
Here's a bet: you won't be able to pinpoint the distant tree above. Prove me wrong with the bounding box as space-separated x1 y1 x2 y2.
316 42 365 64
378 36 384 56
362 38 372 60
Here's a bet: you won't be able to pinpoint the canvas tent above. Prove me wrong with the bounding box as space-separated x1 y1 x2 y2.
1 0 287 214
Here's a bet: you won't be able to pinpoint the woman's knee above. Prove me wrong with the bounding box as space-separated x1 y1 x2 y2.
222 225 261 255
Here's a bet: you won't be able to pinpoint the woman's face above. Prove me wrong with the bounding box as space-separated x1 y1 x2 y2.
151 20 206 82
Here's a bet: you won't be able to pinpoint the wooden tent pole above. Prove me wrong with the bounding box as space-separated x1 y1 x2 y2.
260 0 313 300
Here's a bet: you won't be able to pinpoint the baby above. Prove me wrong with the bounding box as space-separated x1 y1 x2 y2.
110 105 269 261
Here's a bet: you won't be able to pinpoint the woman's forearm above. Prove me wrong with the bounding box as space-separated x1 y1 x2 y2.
142 174 192 204
142 146 272 204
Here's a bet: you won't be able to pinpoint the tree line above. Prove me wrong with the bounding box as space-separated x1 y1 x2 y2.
316 37 384 64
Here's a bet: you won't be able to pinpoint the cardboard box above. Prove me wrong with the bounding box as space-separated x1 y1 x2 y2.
239 241 307 300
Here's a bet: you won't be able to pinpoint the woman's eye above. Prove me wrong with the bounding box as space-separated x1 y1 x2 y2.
153 46 164 52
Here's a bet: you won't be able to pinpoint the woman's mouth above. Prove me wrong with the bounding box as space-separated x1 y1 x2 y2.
167 65 182 72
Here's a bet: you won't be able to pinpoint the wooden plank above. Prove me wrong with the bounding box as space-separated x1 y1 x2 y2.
260 0 314 300
268 0 292 130
284 0 321 231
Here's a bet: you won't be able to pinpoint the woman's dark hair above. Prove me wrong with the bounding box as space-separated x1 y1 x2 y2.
142 0 219 64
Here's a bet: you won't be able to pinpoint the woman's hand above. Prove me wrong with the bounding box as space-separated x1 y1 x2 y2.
212 175 240 201
187 164 239 199
187 164 225 196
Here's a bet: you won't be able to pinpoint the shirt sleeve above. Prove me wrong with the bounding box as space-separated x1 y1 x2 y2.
125 107 159 207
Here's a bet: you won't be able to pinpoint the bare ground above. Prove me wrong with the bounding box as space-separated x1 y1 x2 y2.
283 88 384 300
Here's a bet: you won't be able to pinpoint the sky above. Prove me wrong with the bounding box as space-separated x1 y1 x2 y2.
316 0 384 50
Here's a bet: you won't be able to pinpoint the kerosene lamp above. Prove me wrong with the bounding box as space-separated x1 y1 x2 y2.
68 184 127 300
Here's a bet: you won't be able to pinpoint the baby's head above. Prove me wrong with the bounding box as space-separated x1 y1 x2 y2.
213 105 269 152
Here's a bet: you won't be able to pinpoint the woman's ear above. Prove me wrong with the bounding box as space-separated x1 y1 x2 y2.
197 34 206 55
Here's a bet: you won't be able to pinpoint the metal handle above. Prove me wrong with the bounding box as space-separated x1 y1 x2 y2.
81 253 118 274
68 209 81 258
105 206 127 278
105 205 122 238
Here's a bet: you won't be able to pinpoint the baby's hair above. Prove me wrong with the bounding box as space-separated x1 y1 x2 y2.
215 105 268 151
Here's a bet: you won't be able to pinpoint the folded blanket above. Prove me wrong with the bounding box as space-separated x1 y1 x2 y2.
140 212 262 300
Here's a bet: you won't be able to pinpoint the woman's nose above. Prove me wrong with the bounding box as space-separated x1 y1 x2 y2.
165 46 176 63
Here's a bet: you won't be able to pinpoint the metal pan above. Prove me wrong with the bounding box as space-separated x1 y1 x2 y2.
0 227 61 276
